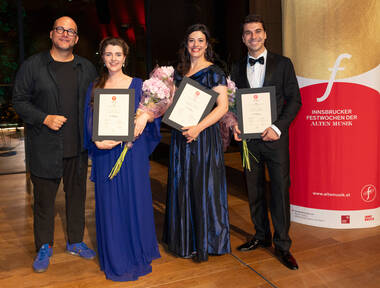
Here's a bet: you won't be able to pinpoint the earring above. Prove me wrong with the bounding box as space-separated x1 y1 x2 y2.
103 63 106 67
122 63 125 67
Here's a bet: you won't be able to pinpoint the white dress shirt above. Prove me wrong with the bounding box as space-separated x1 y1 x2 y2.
246 50 267 89
246 49 281 137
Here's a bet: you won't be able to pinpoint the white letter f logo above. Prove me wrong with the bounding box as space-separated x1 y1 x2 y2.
316 53 352 102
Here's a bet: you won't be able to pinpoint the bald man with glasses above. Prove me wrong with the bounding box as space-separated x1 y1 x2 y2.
13 16 97 272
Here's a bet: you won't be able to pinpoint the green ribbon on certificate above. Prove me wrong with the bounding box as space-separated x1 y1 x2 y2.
108 143 129 180
242 140 258 171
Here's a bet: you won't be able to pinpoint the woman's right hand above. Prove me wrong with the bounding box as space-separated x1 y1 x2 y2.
95 140 122 150
134 111 154 137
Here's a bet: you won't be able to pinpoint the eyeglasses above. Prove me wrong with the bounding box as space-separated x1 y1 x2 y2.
53 26 77 37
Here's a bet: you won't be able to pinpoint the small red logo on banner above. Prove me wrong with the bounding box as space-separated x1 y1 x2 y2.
365 215 374 221
112 96 116 101
253 94 259 100
341 215 350 224
361 184 376 203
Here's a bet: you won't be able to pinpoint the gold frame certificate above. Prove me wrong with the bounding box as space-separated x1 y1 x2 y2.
92 88 135 142
236 86 277 139
162 77 218 131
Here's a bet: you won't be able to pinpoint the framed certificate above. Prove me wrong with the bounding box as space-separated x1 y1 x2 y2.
236 86 277 139
162 76 219 131
92 88 135 142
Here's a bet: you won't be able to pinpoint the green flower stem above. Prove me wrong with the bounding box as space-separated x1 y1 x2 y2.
108 143 129 180
242 140 258 171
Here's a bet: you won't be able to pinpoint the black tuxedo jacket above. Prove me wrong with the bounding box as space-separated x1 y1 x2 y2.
230 51 302 134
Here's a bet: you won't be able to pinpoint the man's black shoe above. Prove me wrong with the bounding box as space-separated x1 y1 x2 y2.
237 239 272 251
274 250 299 270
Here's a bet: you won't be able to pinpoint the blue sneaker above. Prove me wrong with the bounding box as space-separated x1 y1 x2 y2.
33 243 52 273
66 242 96 260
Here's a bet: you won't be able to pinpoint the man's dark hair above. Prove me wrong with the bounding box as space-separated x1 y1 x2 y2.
241 14 266 32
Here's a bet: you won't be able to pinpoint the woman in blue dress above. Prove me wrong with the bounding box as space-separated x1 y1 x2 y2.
84 37 161 281
162 24 231 262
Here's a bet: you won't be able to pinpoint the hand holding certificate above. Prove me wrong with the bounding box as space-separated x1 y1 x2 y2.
92 88 135 142
162 77 218 131
92 88 135 179
236 86 277 139
230 86 276 171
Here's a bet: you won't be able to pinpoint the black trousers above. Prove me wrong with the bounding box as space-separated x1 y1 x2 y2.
242 136 292 252
31 154 87 251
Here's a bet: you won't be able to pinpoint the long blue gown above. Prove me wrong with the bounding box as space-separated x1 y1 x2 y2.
84 78 161 281
163 65 231 262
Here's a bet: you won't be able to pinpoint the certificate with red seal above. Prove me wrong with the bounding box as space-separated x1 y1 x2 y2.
236 86 277 139
92 88 135 142
162 77 218 131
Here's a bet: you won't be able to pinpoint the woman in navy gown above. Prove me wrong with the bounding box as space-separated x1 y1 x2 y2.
162 24 231 262
84 37 161 281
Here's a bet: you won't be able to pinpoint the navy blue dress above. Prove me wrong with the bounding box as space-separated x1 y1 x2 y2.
163 65 231 261
84 78 161 281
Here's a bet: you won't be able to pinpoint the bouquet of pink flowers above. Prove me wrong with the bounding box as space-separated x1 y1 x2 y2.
150 66 175 83
219 77 257 171
219 78 238 151
139 66 175 117
227 77 237 113
109 66 175 180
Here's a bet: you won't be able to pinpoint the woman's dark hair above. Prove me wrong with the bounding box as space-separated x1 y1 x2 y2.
177 24 215 76
91 37 129 106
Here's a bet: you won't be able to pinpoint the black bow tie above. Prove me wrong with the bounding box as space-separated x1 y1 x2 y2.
249 56 264 66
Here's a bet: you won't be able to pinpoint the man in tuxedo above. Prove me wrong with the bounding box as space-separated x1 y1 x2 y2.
231 14 301 270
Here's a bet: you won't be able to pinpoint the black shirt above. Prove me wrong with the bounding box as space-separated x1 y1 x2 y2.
51 60 79 158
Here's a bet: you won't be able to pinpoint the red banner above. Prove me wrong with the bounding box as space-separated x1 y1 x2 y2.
283 1 380 228
289 74 379 228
